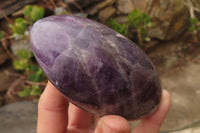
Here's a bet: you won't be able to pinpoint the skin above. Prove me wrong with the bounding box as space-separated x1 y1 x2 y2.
37 81 171 133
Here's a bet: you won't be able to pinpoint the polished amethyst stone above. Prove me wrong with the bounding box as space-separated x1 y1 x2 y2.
30 15 162 120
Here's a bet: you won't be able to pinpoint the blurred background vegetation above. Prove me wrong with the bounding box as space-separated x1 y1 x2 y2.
0 0 200 132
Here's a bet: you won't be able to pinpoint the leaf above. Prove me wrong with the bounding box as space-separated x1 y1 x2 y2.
11 18 27 35
189 26 195 31
128 9 151 28
61 11 70 15
140 27 146 37
29 64 40 72
108 18 129 37
147 22 152 27
28 73 40 82
141 13 151 24
127 9 152 42
17 49 30 60
24 5 33 16
0 30 4 39
24 5 45 22
28 67 45 82
189 18 200 32
13 59 29 71
31 6 45 21
190 18 198 25
128 9 142 27
30 85 42 96
145 37 151 42
18 87 30 97
14 18 27 35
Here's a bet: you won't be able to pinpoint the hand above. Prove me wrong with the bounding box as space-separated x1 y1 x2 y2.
37 81 171 133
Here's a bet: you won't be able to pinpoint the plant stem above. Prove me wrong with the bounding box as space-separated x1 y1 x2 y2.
137 28 143 46
25 80 47 86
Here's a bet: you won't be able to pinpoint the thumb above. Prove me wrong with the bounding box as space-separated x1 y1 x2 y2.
94 115 131 133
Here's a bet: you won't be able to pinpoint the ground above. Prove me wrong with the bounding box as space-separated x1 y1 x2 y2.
150 37 200 131
127 35 200 132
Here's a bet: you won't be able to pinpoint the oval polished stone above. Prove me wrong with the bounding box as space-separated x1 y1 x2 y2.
30 15 162 120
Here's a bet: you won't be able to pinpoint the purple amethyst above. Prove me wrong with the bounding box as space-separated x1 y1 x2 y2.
30 15 162 120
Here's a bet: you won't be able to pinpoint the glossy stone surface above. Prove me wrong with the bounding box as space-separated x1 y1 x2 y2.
30 15 162 120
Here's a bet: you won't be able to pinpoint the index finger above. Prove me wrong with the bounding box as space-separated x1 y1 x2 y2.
37 81 68 133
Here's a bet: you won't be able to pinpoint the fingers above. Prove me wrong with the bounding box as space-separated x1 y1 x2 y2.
37 81 68 133
37 82 170 133
132 89 171 133
94 115 131 133
68 103 93 129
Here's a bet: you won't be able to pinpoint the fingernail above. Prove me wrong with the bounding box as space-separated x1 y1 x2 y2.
95 120 115 133
101 122 116 133
162 89 171 105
